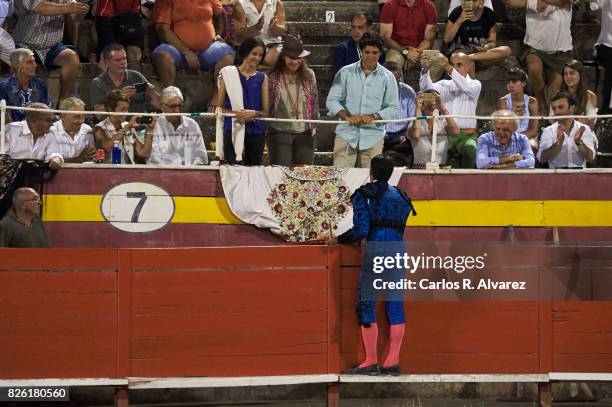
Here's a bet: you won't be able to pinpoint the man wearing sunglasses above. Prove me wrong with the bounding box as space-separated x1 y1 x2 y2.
0 188 49 247
145 86 208 165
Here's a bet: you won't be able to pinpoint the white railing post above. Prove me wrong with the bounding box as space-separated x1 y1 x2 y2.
0 99 6 155
215 107 224 160
426 108 440 170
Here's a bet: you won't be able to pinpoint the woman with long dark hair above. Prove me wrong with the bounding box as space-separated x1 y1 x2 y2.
559 60 598 128
267 35 319 165
217 37 270 165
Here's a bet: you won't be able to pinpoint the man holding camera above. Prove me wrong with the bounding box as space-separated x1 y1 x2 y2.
90 43 160 113
145 87 209 165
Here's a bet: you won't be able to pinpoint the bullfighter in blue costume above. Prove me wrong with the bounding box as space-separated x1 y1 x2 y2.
338 155 416 376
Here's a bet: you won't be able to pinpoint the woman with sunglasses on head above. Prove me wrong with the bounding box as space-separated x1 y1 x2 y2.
267 35 319 165
217 37 270 166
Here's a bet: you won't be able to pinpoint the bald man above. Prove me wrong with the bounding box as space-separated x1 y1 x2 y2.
420 52 481 168
0 187 49 247
476 109 535 169
4 102 63 170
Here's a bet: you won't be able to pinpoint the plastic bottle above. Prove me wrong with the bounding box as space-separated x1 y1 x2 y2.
112 141 122 164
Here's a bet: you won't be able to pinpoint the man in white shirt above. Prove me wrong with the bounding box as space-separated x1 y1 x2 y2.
538 92 596 169
420 51 481 168
591 0 612 114
523 0 572 111
4 103 63 169
146 86 208 165
49 97 95 163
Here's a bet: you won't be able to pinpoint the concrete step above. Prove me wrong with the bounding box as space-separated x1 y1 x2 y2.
284 1 379 22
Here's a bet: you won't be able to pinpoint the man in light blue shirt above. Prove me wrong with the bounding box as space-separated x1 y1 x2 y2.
326 32 399 168
476 110 535 169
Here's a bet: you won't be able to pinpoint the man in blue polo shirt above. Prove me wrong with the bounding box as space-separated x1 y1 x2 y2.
327 33 399 168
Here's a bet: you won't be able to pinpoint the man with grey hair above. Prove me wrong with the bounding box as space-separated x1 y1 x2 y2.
0 187 49 247
476 109 535 169
4 103 63 170
0 48 52 122
49 97 95 163
145 86 208 165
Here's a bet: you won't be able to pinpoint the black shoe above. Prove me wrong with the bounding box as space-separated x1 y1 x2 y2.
380 364 401 376
342 363 380 375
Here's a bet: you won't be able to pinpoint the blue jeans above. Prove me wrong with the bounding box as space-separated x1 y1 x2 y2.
152 42 235 70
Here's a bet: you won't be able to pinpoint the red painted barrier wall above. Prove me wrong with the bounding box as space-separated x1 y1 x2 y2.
1 245 611 380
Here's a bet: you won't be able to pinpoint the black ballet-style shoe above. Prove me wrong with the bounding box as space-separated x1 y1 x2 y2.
380 364 401 376
342 363 381 375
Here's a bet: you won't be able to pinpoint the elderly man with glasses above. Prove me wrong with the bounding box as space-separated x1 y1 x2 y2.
0 187 49 247
145 86 209 165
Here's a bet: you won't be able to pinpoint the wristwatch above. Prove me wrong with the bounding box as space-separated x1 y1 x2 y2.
575 139 583 146
401 48 410 56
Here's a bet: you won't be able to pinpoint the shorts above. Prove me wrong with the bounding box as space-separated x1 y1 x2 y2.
521 45 573 74
95 15 145 52
35 43 79 70
152 42 236 70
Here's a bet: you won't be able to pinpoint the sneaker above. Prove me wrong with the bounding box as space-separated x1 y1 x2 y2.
342 364 381 375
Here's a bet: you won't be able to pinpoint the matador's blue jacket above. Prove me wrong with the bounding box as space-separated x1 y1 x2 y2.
338 180 415 244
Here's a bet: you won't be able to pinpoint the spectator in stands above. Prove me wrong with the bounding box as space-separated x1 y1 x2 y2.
382 61 416 166
444 0 512 68
146 86 209 165
559 60 598 128
476 109 535 169
232 0 286 66
497 67 539 149
49 97 96 163
94 0 144 67
420 52 481 168
94 90 156 164
0 187 49 248
538 92 596 169
591 0 611 114
523 0 573 112
449 0 493 13
4 103 63 169
408 90 459 168
268 35 318 165
0 49 52 122
379 0 437 74
0 0 15 68
12 0 88 102
90 43 160 113
332 13 380 77
152 0 235 101
326 33 399 168
217 37 269 165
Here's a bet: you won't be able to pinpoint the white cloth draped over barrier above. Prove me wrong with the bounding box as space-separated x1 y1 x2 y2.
220 165 402 242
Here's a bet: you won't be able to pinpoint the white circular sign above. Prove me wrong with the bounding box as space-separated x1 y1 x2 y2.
100 182 175 233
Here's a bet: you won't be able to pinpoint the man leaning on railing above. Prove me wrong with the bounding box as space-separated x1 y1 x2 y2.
476 110 535 169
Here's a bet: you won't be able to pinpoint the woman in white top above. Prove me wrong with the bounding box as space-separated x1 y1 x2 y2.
93 90 156 164
497 67 539 150
408 91 460 168
232 0 286 66
50 97 95 163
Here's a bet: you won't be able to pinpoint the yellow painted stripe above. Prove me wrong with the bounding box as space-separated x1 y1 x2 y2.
42 195 612 227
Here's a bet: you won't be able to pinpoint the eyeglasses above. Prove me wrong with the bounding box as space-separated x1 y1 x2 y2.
164 103 183 110
24 197 41 203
